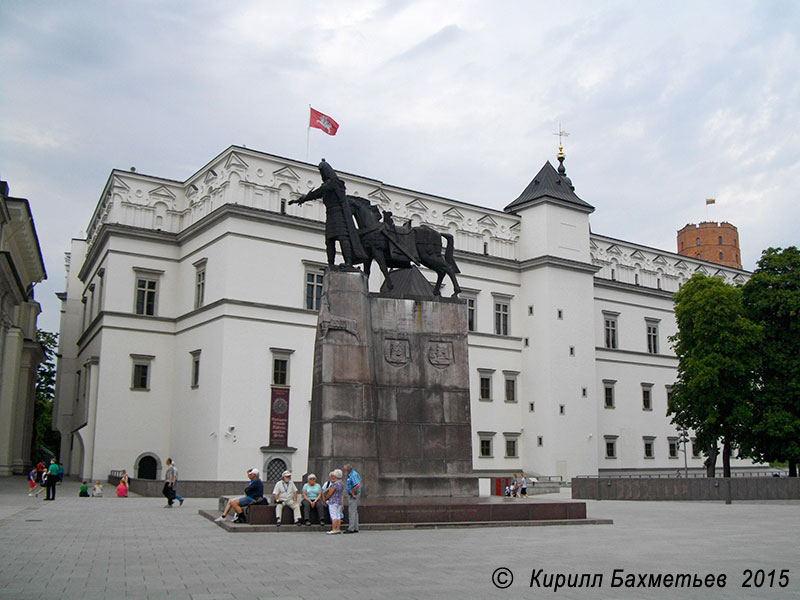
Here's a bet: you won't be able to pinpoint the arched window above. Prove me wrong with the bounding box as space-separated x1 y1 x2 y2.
696 237 701 246
719 252 724 260
718 236 723 245
266 458 287 483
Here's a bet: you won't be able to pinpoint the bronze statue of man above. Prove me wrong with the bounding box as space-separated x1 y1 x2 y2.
290 159 366 267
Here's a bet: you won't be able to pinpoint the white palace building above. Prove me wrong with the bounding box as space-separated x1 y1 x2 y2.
53 145 760 484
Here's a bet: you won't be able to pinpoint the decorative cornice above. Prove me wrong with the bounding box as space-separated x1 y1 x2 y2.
519 255 599 275
593 278 675 300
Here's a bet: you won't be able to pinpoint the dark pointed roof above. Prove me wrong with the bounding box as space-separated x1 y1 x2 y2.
504 160 594 213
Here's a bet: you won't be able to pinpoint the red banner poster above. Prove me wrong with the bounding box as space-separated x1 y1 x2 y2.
269 388 290 447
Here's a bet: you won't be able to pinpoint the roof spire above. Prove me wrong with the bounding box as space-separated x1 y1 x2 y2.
552 125 574 192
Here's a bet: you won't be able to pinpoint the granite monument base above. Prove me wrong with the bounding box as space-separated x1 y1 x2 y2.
307 269 478 498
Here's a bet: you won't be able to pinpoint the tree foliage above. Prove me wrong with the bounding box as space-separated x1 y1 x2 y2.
31 330 60 462
667 274 761 477
741 247 800 476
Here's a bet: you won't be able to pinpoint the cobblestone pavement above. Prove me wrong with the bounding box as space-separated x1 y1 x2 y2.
0 476 798 600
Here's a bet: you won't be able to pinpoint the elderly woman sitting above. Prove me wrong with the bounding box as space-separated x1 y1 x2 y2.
301 473 326 526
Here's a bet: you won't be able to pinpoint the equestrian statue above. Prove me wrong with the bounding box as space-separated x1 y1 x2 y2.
290 159 461 297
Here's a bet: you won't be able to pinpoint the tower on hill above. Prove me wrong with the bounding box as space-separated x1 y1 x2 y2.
677 221 742 269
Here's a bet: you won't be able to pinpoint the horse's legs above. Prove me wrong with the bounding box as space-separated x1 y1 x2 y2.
433 270 445 296
447 268 462 296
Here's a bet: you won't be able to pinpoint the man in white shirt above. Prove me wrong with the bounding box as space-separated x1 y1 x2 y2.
272 470 302 526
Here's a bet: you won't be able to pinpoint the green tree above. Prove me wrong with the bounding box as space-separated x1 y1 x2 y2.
667 274 761 477
741 247 800 477
31 330 60 463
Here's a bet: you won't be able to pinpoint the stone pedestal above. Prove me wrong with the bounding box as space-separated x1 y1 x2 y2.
308 269 477 497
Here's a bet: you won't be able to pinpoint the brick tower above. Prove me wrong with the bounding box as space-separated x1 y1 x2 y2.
677 221 742 269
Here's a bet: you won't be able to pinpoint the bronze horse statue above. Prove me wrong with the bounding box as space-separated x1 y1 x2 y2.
347 195 461 297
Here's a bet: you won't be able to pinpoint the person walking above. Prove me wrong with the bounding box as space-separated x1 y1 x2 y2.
165 459 184 506
343 463 361 533
44 459 59 501
163 458 178 507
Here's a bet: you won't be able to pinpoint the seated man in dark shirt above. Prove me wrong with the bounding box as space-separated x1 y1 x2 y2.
215 468 264 523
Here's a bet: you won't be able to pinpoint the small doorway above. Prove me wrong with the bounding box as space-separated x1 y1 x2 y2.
138 455 158 479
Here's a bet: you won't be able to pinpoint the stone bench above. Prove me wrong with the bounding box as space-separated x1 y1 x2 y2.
219 496 337 525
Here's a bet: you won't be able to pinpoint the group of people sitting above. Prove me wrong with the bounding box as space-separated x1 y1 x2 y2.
215 464 361 535
77 470 130 498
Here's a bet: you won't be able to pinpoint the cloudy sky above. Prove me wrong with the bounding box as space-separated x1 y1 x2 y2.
2 0 799 333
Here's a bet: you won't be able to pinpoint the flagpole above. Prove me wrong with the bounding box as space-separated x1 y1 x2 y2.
306 104 311 162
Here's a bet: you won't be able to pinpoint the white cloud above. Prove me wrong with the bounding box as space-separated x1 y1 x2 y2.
1 0 799 332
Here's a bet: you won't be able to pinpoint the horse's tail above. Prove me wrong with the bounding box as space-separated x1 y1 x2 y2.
441 232 461 274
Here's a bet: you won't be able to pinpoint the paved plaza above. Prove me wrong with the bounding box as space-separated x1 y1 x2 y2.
0 476 798 600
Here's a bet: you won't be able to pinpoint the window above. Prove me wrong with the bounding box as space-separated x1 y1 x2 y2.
477 431 495 458
190 350 201 388
494 301 509 336
483 242 488 255
569 346 575 356
266 458 288 482
480 439 492 457
75 371 81 404
603 380 616 409
643 437 655 459
635 273 639 285
582 387 588 398
718 236 723 245
691 438 701 458
504 434 520 458
696 237 701 246
528 305 534 316
88 284 95 321
646 319 659 354
524 337 529 347
478 369 494 401
273 359 288 386
133 268 163 316
611 268 616 280
719 252 724 260
504 371 518 403
557 309 563 320
642 383 653 411
131 354 154 390
537 436 543 447
461 293 477 332
668 437 679 459
559 404 565 415
305 269 324 311
605 436 617 459
194 260 207 309
666 385 674 407
604 312 618 349
467 297 476 331
270 347 294 387
529 402 535 412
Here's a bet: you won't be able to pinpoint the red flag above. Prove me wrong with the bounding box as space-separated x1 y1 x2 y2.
309 107 339 136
